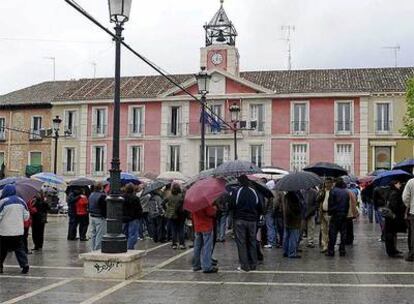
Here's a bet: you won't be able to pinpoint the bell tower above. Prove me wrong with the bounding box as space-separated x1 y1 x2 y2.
200 0 240 76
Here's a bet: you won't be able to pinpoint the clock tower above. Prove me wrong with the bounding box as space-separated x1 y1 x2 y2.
200 0 240 76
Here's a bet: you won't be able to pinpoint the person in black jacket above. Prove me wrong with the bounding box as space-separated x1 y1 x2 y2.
326 178 350 257
31 191 50 251
230 175 263 272
88 183 107 251
66 188 81 240
122 183 143 250
384 180 407 257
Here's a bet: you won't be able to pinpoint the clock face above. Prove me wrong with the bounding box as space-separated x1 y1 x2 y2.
211 53 223 65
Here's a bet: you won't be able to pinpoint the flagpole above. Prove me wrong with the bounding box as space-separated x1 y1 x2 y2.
200 94 206 171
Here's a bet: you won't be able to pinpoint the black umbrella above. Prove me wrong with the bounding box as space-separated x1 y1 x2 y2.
393 159 414 173
68 177 96 187
303 162 347 177
275 172 323 192
142 179 171 196
214 160 263 177
368 169 388 176
224 177 274 199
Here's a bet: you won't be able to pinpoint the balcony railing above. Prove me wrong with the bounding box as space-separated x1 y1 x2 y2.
127 162 143 174
291 121 309 135
129 123 144 137
29 129 42 140
247 121 265 135
335 120 353 134
375 120 393 134
91 163 106 176
166 123 185 137
166 162 182 172
0 131 6 141
92 124 107 137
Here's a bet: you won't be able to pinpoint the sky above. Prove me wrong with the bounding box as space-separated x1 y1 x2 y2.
0 0 413 95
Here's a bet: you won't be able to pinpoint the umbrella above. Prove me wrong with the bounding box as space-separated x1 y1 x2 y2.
261 166 290 176
143 172 158 180
157 171 188 182
393 159 414 173
342 174 358 185
358 175 375 187
141 179 171 196
372 170 412 187
225 176 274 199
183 169 216 189
184 177 226 213
68 177 96 187
303 162 347 177
120 172 141 185
0 177 29 190
15 179 43 202
368 169 388 176
275 171 323 191
214 160 263 177
31 172 66 190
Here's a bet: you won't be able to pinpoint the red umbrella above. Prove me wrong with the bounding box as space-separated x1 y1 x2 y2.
184 177 226 213
358 176 375 188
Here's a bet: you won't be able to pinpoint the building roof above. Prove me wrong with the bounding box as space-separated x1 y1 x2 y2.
1 67 413 105
0 81 75 108
208 1 231 27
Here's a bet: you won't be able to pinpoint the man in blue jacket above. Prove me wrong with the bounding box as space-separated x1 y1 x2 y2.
326 177 350 257
0 184 30 274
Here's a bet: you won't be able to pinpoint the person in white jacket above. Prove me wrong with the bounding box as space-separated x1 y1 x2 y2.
402 178 414 262
0 184 30 274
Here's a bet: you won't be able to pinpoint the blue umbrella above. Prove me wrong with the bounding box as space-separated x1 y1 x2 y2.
368 169 388 176
0 177 29 190
393 159 414 173
372 170 412 187
107 172 141 186
31 172 66 189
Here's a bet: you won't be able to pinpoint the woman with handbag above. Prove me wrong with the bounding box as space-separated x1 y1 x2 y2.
384 180 407 258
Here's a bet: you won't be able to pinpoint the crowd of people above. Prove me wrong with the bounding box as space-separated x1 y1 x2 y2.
2 172 414 275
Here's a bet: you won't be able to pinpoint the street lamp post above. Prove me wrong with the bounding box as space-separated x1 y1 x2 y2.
195 67 211 172
229 103 241 161
52 115 62 174
101 0 132 254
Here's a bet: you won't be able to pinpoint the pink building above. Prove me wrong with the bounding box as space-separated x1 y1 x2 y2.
39 2 414 178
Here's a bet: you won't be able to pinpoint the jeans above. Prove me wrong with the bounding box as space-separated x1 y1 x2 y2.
234 219 258 271
265 213 276 246
192 231 214 271
217 214 227 241
90 216 107 251
0 236 29 269
123 219 140 250
367 203 374 223
283 228 300 257
328 214 347 255
169 219 185 246
150 216 165 242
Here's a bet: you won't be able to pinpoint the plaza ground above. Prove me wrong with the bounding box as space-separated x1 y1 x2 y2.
1 216 414 304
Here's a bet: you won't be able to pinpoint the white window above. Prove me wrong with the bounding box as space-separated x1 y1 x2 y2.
93 146 105 175
376 103 391 132
291 144 308 171
31 116 42 139
93 108 107 136
64 148 76 174
250 104 265 132
30 152 42 166
130 146 142 173
130 107 143 135
64 111 77 137
206 146 228 169
169 145 181 172
335 144 353 173
336 102 352 134
251 145 263 167
0 117 5 140
169 106 182 136
291 103 308 134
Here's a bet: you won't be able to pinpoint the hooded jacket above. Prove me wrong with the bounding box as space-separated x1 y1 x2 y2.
0 184 30 236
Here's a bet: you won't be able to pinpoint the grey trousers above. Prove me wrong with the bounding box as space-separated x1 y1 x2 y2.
234 219 257 271
407 215 414 260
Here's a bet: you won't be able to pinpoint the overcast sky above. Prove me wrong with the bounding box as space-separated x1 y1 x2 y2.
1 0 413 95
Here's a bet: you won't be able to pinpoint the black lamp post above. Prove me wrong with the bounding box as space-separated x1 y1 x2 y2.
52 115 62 174
229 103 241 161
101 0 132 254
195 67 211 172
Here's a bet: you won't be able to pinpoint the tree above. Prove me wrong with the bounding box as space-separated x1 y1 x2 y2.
400 78 414 138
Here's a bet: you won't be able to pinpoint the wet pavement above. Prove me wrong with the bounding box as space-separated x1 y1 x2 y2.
1 215 414 303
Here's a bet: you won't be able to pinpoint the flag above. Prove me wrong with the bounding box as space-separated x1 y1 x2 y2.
200 110 222 132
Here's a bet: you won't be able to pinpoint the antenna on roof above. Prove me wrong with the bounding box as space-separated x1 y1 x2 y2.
43 56 56 81
91 62 97 78
280 25 295 70
382 44 400 67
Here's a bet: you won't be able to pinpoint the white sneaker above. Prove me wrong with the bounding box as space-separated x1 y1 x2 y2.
236 266 248 272
264 244 273 249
